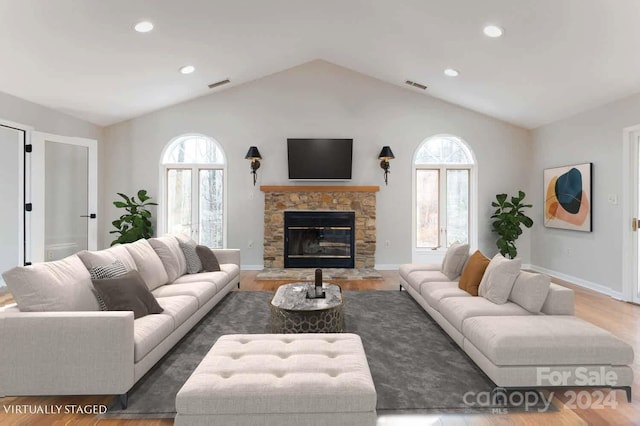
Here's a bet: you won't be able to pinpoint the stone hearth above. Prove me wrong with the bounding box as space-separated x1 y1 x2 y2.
261 186 379 268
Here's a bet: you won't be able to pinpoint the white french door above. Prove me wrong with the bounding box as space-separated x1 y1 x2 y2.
0 123 26 284
622 126 640 303
31 132 98 262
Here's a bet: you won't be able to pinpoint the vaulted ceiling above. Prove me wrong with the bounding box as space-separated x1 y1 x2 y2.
1 0 639 128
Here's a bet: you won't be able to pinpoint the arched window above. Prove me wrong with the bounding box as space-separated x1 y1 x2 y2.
161 134 226 248
413 135 476 258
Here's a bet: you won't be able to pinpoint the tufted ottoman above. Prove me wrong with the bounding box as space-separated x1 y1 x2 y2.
175 333 377 426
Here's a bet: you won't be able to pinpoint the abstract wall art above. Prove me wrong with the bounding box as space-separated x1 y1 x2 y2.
543 162 592 232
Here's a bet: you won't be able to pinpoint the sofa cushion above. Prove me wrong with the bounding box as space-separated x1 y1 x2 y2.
173 271 230 293
77 245 137 272
152 282 218 308
420 281 471 310
406 270 452 292
125 239 169 290
156 295 199 329
92 270 164 319
441 242 469 280
439 296 530 333
220 263 240 278
399 263 440 281
463 315 635 366
478 254 521 304
458 250 490 296
149 236 187 282
134 314 175 362
2 254 100 312
196 245 221 272
180 239 203 274
509 271 551 313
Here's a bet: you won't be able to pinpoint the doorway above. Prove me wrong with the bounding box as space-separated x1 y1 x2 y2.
31 132 98 262
622 125 640 303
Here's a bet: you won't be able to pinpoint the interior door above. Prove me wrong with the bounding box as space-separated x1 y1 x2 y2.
31 132 97 262
0 124 25 285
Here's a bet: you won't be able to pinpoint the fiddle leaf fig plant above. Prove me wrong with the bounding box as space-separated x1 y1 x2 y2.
110 189 158 246
491 190 533 259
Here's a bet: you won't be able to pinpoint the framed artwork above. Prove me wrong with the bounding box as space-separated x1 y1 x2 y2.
543 162 592 232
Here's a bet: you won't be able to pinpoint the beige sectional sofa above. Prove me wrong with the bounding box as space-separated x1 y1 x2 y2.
399 261 634 401
0 236 240 407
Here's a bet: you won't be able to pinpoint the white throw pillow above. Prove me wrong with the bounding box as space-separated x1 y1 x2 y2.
125 239 169 290
478 254 521 304
77 245 137 271
2 254 100 312
148 236 188 282
509 271 551 313
440 242 470 280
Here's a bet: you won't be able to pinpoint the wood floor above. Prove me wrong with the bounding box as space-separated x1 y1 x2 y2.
1 271 639 425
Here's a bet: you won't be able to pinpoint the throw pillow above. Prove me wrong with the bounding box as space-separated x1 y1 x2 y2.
88 260 128 310
92 270 164 319
148 236 188 282
478 254 522 304
196 245 221 272
179 239 203 274
124 239 169 291
440 242 470 280
458 250 490 296
509 271 551 313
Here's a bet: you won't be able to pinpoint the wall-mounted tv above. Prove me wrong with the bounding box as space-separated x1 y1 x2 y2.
287 138 353 180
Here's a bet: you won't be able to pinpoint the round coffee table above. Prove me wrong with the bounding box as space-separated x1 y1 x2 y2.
270 282 344 333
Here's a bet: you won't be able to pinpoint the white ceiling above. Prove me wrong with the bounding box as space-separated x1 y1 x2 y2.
1 0 640 129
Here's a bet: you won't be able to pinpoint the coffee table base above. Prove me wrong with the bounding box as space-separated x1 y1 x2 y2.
270 304 344 333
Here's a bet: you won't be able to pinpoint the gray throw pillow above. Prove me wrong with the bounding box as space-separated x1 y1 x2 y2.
196 245 221 272
92 270 164 319
509 271 551 313
88 260 128 310
179 239 203 274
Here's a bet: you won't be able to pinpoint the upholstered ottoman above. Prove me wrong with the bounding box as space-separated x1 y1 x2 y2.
175 333 377 426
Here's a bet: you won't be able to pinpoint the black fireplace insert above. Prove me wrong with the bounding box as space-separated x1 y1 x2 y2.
284 211 355 268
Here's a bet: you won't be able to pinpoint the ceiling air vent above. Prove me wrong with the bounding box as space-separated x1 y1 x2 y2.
405 80 427 90
208 79 231 89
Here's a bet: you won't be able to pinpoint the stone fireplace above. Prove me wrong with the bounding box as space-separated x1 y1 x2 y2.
261 186 379 268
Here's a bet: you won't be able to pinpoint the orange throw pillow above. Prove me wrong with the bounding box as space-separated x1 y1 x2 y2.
458 250 490 296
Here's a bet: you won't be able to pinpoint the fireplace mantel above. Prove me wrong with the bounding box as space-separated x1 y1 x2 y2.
261 185 379 193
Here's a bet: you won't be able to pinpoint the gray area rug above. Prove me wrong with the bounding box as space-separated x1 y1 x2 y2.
103 291 550 418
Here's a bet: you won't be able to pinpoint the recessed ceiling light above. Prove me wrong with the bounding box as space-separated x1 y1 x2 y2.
444 68 459 77
483 25 504 38
134 21 154 33
179 65 195 75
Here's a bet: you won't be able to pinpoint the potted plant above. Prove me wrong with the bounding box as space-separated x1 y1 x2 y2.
110 189 158 246
490 190 533 259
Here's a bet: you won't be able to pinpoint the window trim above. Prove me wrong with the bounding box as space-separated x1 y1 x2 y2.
412 135 477 262
159 133 228 248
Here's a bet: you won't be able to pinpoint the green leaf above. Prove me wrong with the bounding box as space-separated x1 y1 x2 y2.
113 201 127 208
496 193 507 204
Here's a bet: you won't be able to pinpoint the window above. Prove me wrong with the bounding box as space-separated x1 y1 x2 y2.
414 135 474 249
161 135 226 248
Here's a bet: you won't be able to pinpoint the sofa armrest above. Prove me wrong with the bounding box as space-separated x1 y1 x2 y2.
541 283 575 315
212 248 240 267
0 311 135 396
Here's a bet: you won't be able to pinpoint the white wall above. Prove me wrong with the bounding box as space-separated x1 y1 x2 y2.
530 92 640 297
102 60 531 267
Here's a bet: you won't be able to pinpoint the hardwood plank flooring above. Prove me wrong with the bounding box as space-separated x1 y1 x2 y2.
1 271 639 425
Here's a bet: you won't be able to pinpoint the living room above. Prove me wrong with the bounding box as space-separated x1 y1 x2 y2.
1 1 640 425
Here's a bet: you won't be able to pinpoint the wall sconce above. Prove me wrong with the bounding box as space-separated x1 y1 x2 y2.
378 146 395 185
245 146 262 186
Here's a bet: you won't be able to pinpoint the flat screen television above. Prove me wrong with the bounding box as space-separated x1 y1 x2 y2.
287 138 353 180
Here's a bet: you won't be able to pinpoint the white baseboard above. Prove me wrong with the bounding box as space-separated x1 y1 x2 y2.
526 264 626 300
241 264 264 271
374 264 399 271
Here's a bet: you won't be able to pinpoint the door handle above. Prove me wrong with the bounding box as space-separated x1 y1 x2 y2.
80 214 97 219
